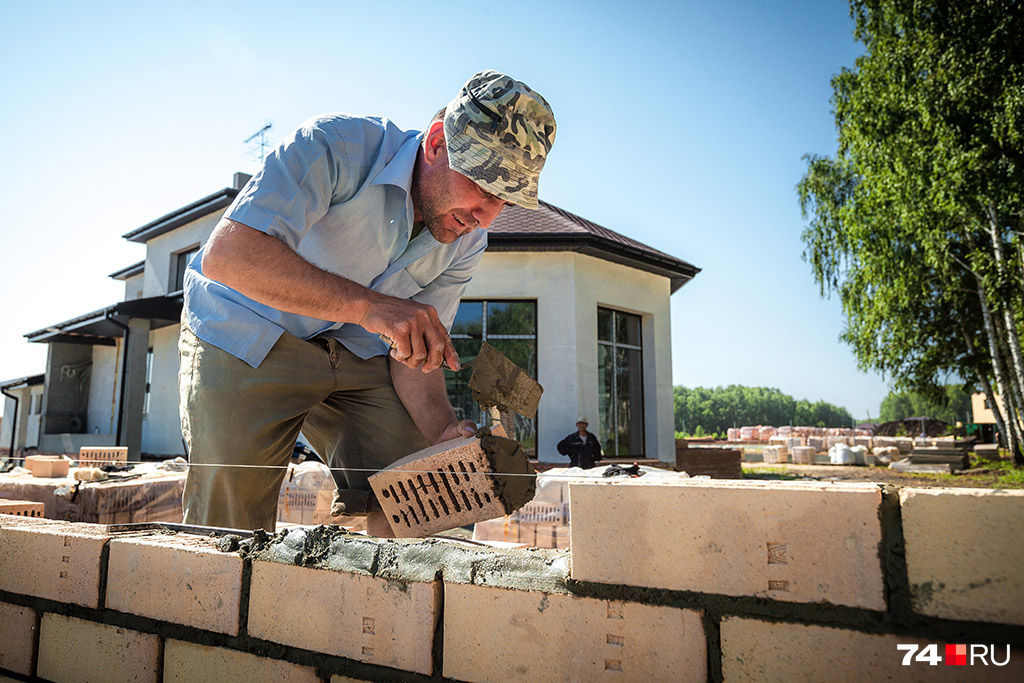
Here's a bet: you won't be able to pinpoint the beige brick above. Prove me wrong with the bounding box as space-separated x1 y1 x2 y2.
900 487 1024 625
0 524 108 607
570 479 886 610
722 616 1024 682
164 639 319 682
369 434 533 537
37 613 161 683
443 583 706 682
248 560 439 675
0 601 37 675
106 533 243 635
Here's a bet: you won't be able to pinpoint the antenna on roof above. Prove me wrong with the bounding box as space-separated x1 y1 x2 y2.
244 122 274 164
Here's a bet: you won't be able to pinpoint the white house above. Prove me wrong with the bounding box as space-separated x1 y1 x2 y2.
3 173 699 465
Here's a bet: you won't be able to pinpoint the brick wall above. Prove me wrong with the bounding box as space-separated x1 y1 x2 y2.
2 479 1024 681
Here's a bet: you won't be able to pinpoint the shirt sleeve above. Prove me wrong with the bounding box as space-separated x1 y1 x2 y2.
412 232 488 330
225 118 353 250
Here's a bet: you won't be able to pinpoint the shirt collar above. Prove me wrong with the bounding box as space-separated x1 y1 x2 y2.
370 130 422 191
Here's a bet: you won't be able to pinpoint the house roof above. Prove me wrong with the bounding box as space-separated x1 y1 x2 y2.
109 261 145 280
25 295 183 346
0 374 45 391
488 201 700 293
116 174 700 292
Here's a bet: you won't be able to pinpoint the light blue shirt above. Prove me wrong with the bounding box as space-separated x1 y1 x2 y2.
183 114 488 368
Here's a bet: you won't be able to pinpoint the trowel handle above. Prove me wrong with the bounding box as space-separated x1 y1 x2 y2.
378 334 453 371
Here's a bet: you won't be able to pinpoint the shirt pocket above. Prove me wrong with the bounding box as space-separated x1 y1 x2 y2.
375 268 425 300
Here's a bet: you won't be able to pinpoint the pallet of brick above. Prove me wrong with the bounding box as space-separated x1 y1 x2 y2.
675 444 742 478
369 432 536 538
0 498 44 517
762 445 789 464
791 446 816 465
78 446 128 468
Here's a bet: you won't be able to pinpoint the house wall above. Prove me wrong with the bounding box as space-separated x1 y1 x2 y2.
123 272 144 301
2 481 1022 681
86 344 119 438
141 325 186 456
141 212 219 296
466 251 674 463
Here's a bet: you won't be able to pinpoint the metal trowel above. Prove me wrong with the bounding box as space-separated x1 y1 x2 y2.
379 335 543 418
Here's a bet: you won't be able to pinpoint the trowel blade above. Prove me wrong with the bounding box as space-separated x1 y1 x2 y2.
467 341 543 419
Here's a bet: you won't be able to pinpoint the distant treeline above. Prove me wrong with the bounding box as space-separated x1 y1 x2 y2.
878 385 974 425
674 385 854 437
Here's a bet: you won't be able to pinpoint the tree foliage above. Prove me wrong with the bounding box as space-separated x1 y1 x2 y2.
878 384 974 424
674 385 854 436
798 0 1024 462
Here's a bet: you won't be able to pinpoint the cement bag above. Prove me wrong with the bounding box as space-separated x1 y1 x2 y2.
829 443 856 465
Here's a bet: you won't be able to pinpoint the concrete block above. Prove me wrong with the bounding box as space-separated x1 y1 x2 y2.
369 433 535 537
0 524 108 607
37 613 161 683
762 445 789 464
443 582 706 682
164 639 319 682
900 487 1024 625
791 446 816 465
570 479 886 610
722 616 1024 681
106 533 244 635
0 601 37 676
248 559 439 675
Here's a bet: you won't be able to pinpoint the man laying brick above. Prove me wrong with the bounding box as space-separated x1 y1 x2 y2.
178 70 556 534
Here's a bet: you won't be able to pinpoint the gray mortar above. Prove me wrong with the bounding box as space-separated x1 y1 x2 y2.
240 525 571 594
478 433 537 514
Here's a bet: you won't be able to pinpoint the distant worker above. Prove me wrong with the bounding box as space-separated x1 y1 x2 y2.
178 70 556 534
557 417 602 469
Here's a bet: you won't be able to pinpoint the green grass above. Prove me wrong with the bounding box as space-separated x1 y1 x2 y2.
974 456 1024 489
741 467 810 481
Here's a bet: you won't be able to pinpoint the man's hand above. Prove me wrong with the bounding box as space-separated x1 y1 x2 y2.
433 419 478 444
360 292 460 372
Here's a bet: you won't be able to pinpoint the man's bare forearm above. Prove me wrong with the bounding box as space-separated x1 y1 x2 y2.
202 218 375 324
390 358 475 444
202 218 460 371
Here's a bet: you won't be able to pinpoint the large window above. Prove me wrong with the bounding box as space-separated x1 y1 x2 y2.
598 308 644 457
446 300 537 455
173 246 200 292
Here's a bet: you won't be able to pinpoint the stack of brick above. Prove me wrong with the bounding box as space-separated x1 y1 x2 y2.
675 441 742 478
3 481 1024 681
762 445 789 464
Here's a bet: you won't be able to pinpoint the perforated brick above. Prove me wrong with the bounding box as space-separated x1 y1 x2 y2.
444 582 706 682
369 433 534 537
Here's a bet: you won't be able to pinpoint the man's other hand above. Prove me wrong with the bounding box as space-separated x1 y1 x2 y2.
433 420 477 444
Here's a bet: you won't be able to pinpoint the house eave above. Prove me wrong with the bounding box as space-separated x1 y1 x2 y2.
121 189 237 244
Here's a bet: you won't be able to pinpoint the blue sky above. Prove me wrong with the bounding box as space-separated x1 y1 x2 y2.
0 0 891 420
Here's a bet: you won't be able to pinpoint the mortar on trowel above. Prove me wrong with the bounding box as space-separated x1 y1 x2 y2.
369 342 543 537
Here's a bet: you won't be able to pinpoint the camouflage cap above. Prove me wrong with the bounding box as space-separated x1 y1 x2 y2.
444 70 556 210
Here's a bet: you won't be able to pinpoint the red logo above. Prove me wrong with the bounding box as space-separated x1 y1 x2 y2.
946 644 967 666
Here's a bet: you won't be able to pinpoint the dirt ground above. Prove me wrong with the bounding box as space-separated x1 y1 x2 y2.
741 461 1017 489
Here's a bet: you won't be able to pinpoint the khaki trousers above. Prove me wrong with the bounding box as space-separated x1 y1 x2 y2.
178 322 429 531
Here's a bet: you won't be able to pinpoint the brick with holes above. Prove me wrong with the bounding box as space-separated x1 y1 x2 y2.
369 430 536 537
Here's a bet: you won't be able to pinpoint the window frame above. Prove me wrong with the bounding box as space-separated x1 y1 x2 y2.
597 307 645 458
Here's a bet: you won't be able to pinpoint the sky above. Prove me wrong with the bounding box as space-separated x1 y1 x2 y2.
0 0 892 421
